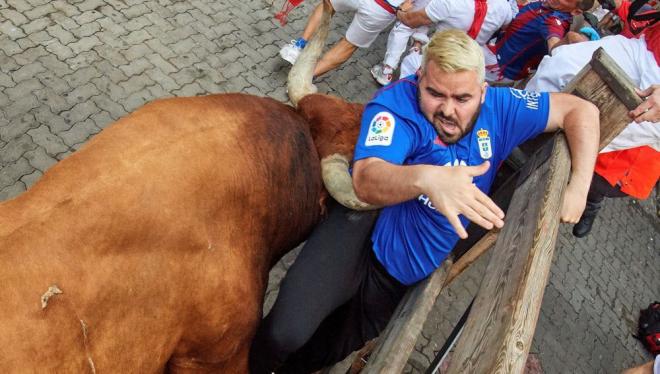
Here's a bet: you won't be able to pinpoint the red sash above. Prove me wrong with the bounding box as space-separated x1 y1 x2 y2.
467 0 488 39
375 0 396 14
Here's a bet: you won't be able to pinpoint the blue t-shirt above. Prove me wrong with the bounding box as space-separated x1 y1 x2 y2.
495 2 572 80
353 76 550 285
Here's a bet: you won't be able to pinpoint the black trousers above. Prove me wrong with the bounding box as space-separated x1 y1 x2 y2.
249 201 408 374
585 172 628 213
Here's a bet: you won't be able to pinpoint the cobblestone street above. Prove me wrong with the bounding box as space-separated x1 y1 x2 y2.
1 0 658 372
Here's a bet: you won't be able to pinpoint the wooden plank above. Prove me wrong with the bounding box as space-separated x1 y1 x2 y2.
446 134 571 374
442 48 640 374
440 48 640 289
564 47 643 149
361 260 452 373
589 47 642 110
444 229 498 287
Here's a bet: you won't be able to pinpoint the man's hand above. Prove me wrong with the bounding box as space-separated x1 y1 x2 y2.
560 181 589 223
396 1 432 27
630 85 660 123
353 158 504 238
397 0 413 12
419 161 505 239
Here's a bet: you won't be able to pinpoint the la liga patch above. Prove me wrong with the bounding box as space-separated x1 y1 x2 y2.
365 112 395 146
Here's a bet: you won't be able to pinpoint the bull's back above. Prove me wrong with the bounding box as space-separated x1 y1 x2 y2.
0 93 323 371
1 93 322 249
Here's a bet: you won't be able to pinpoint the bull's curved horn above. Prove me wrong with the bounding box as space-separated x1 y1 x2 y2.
287 0 333 106
321 153 380 211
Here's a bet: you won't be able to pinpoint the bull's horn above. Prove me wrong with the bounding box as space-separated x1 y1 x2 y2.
287 0 332 106
321 153 380 211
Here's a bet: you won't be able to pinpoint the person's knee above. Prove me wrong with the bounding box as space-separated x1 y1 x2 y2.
322 0 336 13
258 319 311 355
338 38 358 54
249 318 313 373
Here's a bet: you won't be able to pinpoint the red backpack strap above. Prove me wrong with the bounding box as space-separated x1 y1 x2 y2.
467 0 489 39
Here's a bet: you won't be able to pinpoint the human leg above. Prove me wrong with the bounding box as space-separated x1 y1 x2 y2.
314 0 395 76
371 22 419 85
277 249 408 373
384 22 416 68
302 0 333 41
248 201 379 373
280 0 341 64
313 38 359 76
573 172 628 237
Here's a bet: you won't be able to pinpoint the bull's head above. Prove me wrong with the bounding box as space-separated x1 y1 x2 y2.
287 0 379 211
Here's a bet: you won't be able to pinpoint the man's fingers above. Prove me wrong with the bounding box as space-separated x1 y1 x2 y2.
561 210 581 224
467 160 491 177
461 205 495 231
446 214 468 239
629 100 653 123
635 86 654 98
561 213 579 224
464 190 503 227
468 201 503 229
475 189 505 221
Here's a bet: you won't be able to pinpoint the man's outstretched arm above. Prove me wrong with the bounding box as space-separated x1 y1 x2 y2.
544 92 600 223
352 158 505 239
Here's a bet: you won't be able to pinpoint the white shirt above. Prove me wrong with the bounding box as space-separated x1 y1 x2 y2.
526 34 660 152
424 0 513 45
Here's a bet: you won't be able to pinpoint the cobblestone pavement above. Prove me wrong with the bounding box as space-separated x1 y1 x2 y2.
1 0 658 372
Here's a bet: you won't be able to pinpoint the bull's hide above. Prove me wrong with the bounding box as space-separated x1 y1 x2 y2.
0 92 360 373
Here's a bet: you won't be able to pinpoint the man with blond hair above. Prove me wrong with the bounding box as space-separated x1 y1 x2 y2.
249 29 600 374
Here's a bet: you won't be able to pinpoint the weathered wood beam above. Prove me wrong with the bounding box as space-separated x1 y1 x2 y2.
446 134 570 373
439 48 645 312
564 47 642 147
444 229 499 287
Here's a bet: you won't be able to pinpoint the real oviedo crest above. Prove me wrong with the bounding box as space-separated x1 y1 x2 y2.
365 112 395 146
477 128 492 159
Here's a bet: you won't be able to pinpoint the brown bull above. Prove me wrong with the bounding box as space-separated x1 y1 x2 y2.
0 3 365 372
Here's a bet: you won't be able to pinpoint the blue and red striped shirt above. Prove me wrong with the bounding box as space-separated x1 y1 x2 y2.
494 2 572 80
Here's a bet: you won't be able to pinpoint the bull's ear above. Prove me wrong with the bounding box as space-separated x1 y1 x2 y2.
321 154 379 211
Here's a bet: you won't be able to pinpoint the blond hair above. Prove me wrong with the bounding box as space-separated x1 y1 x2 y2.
422 29 485 83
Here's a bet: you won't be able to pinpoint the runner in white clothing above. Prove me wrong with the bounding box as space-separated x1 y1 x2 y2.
525 28 660 237
374 0 513 83
278 0 402 77
369 0 431 85
526 34 660 151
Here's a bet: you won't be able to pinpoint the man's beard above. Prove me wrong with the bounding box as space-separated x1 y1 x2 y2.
433 107 480 144
418 90 482 144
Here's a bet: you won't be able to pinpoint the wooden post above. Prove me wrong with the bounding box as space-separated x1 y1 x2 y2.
564 47 643 146
446 134 570 373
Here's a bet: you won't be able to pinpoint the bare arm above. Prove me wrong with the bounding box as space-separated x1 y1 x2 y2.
547 28 592 53
397 8 433 28
545 92 600 223
353 158 505 238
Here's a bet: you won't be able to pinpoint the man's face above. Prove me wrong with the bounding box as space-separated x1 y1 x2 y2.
417 60 486 144
544 0 581 13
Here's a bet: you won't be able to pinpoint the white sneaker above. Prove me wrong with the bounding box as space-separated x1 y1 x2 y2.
279 40 303 65
370 64 393 86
